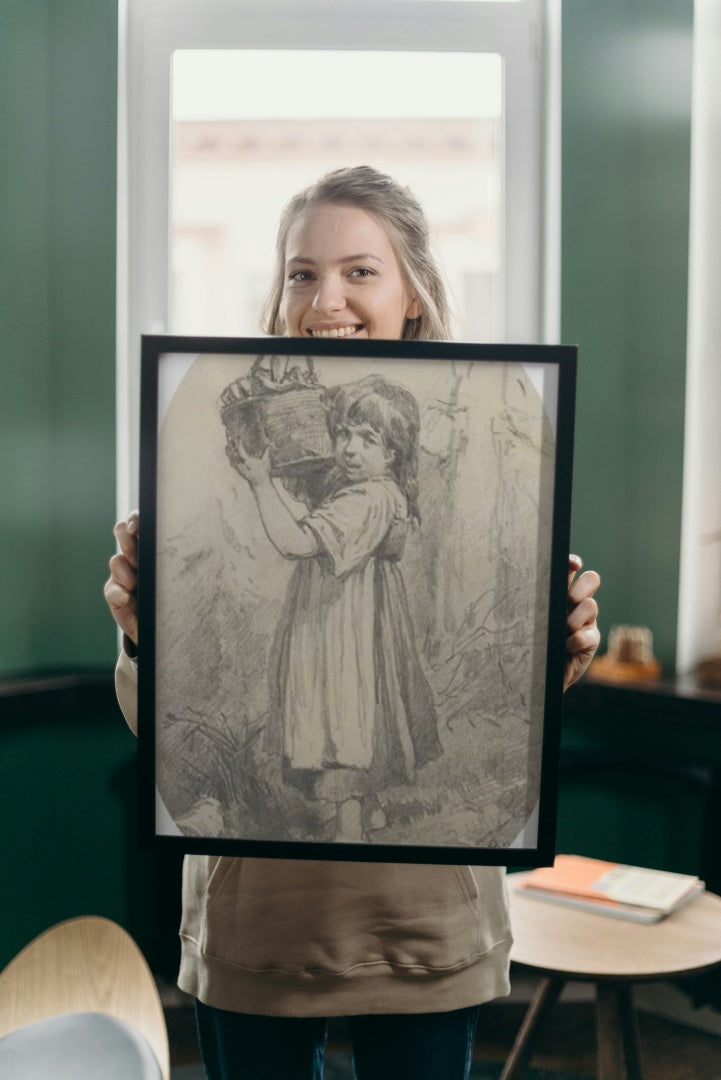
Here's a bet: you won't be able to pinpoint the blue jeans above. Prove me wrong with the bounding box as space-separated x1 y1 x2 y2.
195 1000 481 1080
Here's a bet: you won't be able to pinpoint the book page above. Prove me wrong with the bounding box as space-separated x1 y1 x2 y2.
598 867 699 911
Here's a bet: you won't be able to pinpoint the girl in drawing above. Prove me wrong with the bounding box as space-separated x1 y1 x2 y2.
226 374 442 842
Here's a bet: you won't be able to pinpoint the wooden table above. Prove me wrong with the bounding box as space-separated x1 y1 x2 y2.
503 874 721 1080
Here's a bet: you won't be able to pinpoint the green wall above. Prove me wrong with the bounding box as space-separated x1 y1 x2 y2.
0 0 118 675
0 683 183 973
562 0 693 669
0 0 130 968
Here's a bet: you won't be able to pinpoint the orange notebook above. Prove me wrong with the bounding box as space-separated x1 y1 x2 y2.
516 854 704 923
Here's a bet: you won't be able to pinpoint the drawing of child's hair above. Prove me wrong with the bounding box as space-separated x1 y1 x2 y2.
324 375 421 521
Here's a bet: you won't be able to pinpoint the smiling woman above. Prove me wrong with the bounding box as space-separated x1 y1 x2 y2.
106 150 597 1076
263 167 451 342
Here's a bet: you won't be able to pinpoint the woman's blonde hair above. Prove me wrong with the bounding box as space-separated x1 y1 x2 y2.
262 165 454 341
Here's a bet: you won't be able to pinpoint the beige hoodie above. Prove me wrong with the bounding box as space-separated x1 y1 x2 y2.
116 650 512 1016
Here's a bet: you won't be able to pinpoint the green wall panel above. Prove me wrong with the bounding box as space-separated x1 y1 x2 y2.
1 705 133 966
0 3 55 669
0 0 118 675
562 1 693 669
0 684 184 976
47 1 119 667
559 684 721 887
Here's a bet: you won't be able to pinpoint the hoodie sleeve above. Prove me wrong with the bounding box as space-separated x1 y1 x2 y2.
115 644 139 736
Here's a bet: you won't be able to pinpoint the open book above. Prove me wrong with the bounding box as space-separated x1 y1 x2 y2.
515 854 705 923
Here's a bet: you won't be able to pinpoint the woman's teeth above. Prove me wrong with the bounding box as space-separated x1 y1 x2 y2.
309 325 360 338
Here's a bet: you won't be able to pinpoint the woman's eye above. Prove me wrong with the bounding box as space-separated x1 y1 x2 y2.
288 270 313 283
349 267 375 279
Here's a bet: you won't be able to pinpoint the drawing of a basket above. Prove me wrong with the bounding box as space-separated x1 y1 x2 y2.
221 383 333 476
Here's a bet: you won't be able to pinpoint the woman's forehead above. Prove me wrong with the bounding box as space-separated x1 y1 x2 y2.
285 203 395 262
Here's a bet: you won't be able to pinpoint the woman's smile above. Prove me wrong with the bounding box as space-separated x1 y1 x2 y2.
307 323 364 339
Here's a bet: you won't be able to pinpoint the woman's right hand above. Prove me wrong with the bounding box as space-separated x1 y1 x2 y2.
104 510 139 646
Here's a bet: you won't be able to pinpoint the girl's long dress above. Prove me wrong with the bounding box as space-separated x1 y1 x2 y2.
273 477 441 789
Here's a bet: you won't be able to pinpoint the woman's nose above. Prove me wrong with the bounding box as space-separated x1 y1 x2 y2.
312 274 345 314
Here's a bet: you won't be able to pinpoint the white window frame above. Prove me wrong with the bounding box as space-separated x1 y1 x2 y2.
117 0 559 512
677 0 721 674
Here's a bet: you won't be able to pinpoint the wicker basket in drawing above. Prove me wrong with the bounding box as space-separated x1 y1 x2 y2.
220 355 333 477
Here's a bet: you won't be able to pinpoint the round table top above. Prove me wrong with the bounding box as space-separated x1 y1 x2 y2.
508 872 721 981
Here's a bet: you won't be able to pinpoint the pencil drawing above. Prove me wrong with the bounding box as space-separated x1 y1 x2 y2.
153 353 554 850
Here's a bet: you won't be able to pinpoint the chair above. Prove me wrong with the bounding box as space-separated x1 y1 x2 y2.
0 915 170 1079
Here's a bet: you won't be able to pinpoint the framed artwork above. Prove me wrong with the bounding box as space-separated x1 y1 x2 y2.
138 336 576 865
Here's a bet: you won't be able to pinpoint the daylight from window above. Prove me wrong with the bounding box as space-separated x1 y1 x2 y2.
170 50 504 341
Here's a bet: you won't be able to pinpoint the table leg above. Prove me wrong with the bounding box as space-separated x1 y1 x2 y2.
596 982 643 1080
499 976 565 1080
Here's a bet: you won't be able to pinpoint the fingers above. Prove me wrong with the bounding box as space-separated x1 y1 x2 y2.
113 511 139 568
103 574 138 643
566 591 599 635
566 622 601 658
564 557 601 690
108 551 137 592
105 511 140 645
567 562 601 638
568 567 601 609
567 553 583 589
563 616 602 689
103 575 135 617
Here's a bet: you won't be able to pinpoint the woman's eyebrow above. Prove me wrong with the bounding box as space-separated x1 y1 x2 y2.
286 253 384 266
339 253 384 265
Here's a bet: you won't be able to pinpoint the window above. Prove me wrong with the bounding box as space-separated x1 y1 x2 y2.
169 49 503 339
118 0 557 509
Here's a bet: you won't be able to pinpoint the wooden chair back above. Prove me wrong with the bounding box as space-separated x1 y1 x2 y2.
0 915 169 1080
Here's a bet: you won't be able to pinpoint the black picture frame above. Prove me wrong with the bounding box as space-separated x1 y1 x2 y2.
138 335 576 866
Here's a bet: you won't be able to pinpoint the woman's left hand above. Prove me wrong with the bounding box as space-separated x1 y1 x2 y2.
564 555 601 691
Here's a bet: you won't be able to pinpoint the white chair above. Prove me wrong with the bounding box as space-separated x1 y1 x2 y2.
0 915 170 1079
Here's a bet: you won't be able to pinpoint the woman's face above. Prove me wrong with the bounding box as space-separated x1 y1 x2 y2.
281 203 421 340
333 422 394 480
